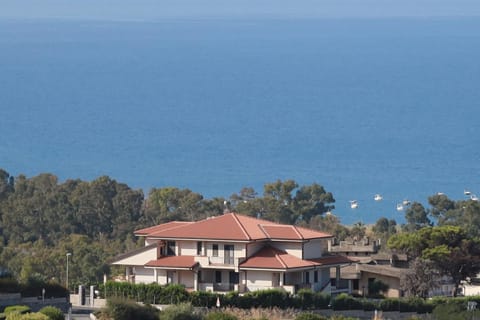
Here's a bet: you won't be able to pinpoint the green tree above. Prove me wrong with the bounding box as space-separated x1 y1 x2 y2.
144 187 203 224
402 202 432 232
372 217 397 244
388 226 480 296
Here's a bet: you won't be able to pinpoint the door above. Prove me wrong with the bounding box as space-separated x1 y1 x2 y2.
224 245 234 264
272 273 280 287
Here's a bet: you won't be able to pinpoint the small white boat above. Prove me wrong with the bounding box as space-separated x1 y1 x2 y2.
471 194 479 201
350 200 358 209
465 190 472 196
396 203 404 211
402 199 411 206
374 194 383 201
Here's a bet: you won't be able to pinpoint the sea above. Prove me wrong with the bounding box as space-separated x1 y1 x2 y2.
1 9 480 225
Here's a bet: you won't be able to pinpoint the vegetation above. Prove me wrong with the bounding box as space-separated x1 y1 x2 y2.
388 225 480 296
97 298 159 320
38 306 64 320
5 166 480 315
0 169 340 287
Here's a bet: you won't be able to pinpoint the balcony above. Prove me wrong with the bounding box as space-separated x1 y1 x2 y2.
194 256 237 268
199 282 236 292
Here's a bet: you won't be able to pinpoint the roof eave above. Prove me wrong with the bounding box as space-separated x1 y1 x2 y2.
146 236 252 243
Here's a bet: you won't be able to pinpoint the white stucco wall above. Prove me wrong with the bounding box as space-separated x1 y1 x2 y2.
157 269 167 285
271 242 302 258
245 270 273 291
133 267 155 284
246 242 266 258
205 242 246 262
303 239 329 259
178 240 197 256
112 246 157 266
179 270 195 288
145 239 156 246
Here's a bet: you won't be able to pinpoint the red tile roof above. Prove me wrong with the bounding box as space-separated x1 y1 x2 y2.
141 212 332 241
239 246 317 270
145 256 198 269
135 221 193 236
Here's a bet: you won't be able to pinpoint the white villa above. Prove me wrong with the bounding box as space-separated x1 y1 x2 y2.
111 212 351 294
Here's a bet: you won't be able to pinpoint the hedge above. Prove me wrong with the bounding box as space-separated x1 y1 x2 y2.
96 282 480 314
0 277 68 298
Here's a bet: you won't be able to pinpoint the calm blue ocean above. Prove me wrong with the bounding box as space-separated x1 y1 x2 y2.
1 17 480 225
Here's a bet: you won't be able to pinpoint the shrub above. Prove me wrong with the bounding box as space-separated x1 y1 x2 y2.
295 312 327 320
360 299 376 311
330 294 362 311
204 311 238 320
19 278 68 298
189 291 217 308
4 306 31 315
367 279 388 297
431 302 480 320
104 298 159 320
0 278 21 293
160 303 201 320
378 298 399 312
297 289 316 310
38 306 64 320
246 289 289 308
6 313 49 320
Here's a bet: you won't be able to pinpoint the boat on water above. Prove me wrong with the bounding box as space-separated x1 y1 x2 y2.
471 194 479 201
350 200 358 209
402 199 411 206
396 203 404 211
374 194 383 201
465 190 472 196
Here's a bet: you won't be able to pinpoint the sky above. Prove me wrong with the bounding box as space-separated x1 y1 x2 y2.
2 0 480 21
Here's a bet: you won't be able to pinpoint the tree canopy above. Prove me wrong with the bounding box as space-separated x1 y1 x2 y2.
0 170 339 287
388 225 480 296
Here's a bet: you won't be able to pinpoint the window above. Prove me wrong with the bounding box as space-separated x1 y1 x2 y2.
305 271 310 284
314 270 318 283
353 279 359 290
212 244 218 257
198 271 202 282
229 271 239 284
224 245 234 264
215 270 222 283
197 242 202 255
167 241 176 256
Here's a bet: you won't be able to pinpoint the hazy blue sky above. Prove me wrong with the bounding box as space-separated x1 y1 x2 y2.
3 0 480 20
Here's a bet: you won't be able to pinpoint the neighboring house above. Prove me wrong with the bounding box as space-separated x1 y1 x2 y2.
329 238 409 298
329 239 458 298
111 212 351 294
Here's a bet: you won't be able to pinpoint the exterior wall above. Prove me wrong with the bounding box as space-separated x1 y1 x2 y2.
178 240 197 256
245 270 274 291
112 246 157 266
133 267 155 284
145 239 156 246
157 269 167 285
320 268 330 285
179 270 195 289
303 239 328 259
271 242 302 258
360 271 401 298
205 242 246 264
246 242 267 258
